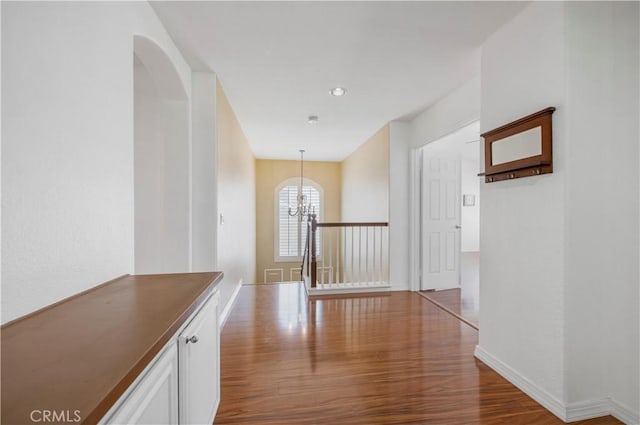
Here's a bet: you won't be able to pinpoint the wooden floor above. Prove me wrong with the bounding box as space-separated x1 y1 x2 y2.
421 252 480 327
216 283 620 424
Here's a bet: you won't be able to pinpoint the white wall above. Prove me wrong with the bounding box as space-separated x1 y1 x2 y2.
1 2 191 323
478 0 568 409
191 72 218 272
564 1 639 419
341 125 389 222
460 155 479 252
1 2 4 294
388 122 410 291
409 76 480 149
477 2 639 423
161 99 191 271
134 55 190 274
134 58 164 273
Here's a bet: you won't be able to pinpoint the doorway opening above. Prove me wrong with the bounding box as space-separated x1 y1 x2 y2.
414 121 480 327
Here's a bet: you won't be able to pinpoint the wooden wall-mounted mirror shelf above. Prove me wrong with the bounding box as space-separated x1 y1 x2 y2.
481 107 555 183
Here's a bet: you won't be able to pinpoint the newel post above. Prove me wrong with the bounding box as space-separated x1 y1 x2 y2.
309 214 317 288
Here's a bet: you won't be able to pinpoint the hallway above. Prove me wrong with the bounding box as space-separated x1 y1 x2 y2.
216 284 620 424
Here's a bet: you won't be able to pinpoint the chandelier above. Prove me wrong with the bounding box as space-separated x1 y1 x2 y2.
288 149 316 217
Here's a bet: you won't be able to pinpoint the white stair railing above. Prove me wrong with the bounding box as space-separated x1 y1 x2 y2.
302 216 389 292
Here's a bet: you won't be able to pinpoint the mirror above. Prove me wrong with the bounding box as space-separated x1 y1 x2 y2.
491 126 541 166
482 107 555 183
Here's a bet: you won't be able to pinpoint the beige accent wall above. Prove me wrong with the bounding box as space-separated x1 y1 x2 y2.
217 80 256 300
256 160 341 283
341 124 390 222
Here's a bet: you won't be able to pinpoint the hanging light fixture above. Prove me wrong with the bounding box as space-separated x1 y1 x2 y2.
288 149 316 217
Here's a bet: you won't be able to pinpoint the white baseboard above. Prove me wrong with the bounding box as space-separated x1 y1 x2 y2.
610 399 640 425
474 345 640 424
567 398 639 424
219 279 242 329
474 345 566 421
389 281 410 291
565 399 611 422
306 284 391 296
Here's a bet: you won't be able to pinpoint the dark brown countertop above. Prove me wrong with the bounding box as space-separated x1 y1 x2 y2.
1 272 223 424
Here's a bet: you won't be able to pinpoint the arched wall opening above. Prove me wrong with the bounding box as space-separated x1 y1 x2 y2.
133 35 190 274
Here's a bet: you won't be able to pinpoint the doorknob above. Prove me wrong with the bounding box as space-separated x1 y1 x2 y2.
186 335 199 344
454 225 462 229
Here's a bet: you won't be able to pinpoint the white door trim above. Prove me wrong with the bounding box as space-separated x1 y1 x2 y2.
408 147 422 292
409 118 480 293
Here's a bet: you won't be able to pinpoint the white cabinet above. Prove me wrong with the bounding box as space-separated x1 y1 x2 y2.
103 344 179 425
101 289 220 425
179 290 220 425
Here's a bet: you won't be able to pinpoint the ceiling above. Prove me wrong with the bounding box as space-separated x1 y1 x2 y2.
151 1 528 161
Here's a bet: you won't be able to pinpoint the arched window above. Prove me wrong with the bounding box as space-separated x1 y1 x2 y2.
275 178 323 261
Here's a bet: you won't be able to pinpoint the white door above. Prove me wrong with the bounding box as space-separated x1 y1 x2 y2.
179 290 220 425
421 149 461 291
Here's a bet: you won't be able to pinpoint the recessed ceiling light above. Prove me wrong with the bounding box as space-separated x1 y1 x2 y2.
307 115 319 124
330 87 346 97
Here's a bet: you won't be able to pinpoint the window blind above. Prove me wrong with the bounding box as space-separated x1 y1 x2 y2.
278 185 321 258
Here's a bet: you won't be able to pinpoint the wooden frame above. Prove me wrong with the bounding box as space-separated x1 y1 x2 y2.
481 107 555 183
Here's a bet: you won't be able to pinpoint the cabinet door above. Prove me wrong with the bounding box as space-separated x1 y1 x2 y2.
104 343 179 425
179 290 220 425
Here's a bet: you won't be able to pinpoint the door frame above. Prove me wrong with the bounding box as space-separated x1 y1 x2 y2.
408 119 479 292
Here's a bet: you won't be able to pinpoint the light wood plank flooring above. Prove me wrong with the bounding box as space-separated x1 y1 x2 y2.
216 283 620 424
